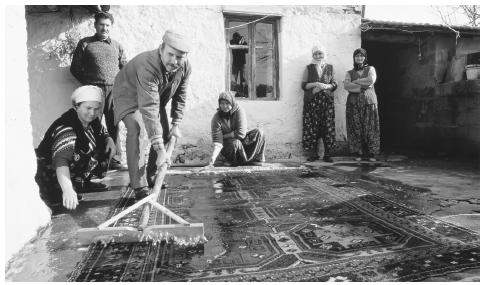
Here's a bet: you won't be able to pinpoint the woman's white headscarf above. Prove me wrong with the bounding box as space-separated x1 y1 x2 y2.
71 85 103 106
311 45 327 68
311 45 326 75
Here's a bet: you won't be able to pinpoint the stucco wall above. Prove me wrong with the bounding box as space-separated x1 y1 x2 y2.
6 6 51 262
27 5 361 162
447 37 480 82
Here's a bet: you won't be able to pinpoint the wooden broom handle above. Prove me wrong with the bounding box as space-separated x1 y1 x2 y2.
138 136 178 229
99 136 178 230
153 135 178 195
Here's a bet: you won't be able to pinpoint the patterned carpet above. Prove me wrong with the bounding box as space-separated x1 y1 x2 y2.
69 171 479 282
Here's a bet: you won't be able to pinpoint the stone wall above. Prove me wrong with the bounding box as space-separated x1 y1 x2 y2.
446 37 480 82
366 34 479 155
406 36 479 155
26 5 362 162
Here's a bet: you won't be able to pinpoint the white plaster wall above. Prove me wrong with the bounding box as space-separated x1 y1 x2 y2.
27 5 361 162
226 6 361 147
5 6 51 262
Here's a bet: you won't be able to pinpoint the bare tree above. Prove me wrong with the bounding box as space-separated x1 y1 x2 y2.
432 5 480 27
460 5 480 27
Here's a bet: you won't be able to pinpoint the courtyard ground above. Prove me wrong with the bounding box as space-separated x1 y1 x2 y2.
5 155 480 281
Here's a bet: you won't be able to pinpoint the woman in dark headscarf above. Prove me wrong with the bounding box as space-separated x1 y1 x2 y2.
301 45 338 162
207 91 266 167
343 48 380 162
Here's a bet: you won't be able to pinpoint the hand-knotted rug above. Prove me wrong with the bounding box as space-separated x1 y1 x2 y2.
69 171 479 282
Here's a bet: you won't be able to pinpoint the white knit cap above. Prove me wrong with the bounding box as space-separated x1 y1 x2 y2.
162 29 190 53
71 85 103 105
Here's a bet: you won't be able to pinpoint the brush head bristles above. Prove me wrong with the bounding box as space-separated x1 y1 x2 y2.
139 231 207 246
93 233 207 247
79 224 206 246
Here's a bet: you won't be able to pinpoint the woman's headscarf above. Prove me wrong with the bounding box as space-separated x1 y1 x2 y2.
311 45 326 66
218 91 235 107
217 91 238 118
71 85 103 106
353 48 368 71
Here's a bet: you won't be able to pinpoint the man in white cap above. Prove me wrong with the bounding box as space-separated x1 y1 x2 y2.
112 29 191 199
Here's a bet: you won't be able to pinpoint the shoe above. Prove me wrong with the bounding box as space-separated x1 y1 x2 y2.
249 161 264 166
366 153 377 162
307 155 319 162
134 186 150 200
147 175 168 189
109 158 123 170
84 181 109 191
50 204 66 216
75 181 109 193
322 155 333 163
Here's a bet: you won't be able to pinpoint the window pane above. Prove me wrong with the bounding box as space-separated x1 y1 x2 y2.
228 22 249 98
255 23 274 98
255 23 273 49
255 49 273 98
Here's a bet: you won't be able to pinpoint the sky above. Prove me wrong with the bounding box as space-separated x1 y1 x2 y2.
1 1 477 27
364 5 475 26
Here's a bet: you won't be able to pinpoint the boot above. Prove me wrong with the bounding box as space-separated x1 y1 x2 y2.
134 186 150 200
74 181 109 193
322 155 333 163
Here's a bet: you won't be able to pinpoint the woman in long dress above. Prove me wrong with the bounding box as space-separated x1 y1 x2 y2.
343 48 380 162
301 45 338 162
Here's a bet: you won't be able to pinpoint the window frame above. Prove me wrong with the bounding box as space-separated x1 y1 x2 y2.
224 12 281 101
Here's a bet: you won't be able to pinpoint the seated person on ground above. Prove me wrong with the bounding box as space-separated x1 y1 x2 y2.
35 86 116 213
207 91 266 167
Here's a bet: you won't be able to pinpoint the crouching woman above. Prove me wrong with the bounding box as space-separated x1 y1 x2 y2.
35 86 116 213
207 91 266 167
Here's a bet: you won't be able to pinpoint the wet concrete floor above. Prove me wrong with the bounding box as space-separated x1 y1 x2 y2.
5 157 480 281
309 157 480 231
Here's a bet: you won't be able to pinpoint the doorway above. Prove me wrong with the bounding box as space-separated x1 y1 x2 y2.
362 40 417 154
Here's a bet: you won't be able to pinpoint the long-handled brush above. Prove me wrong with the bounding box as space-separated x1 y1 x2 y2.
77 136 205 246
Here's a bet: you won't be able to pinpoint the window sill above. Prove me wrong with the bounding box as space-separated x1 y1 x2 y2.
235 97 279 101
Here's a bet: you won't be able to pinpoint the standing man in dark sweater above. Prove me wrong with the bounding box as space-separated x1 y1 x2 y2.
70 11 127 169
